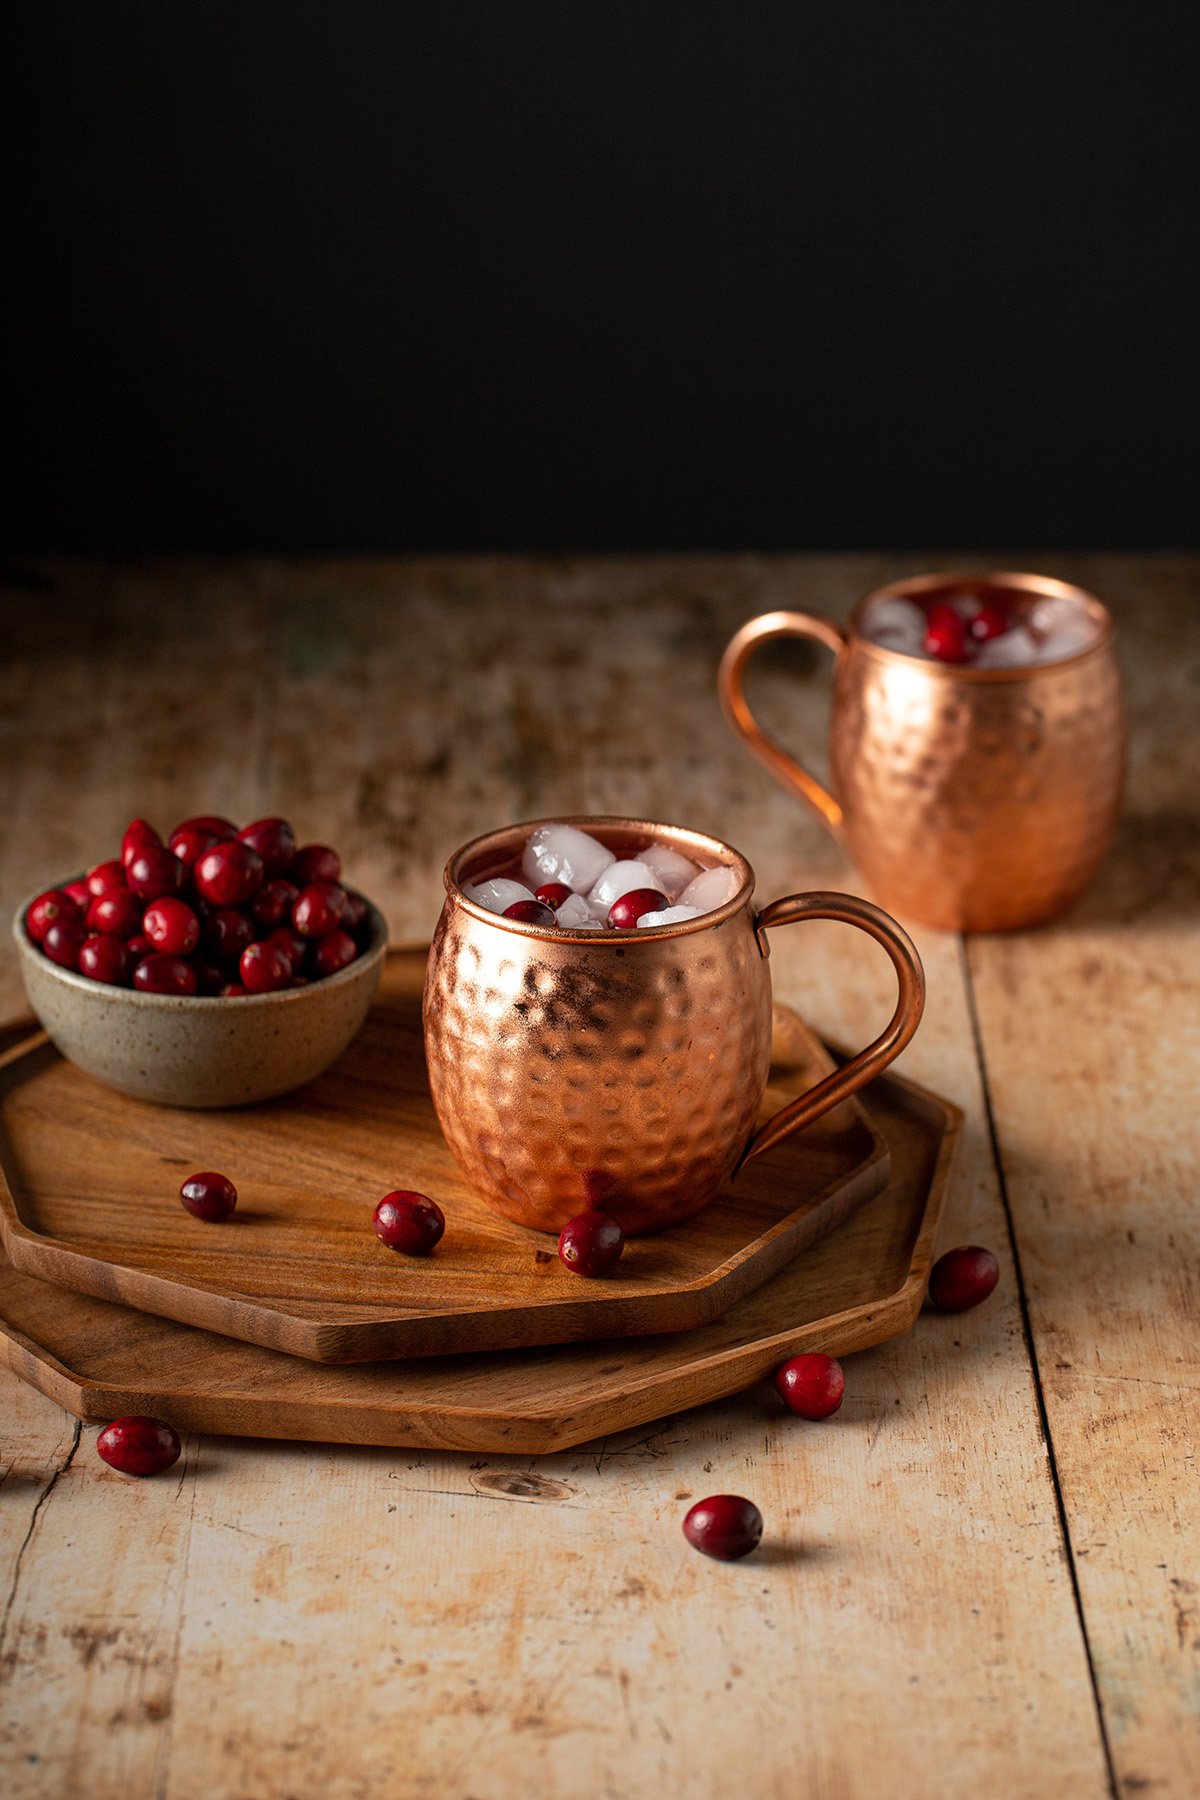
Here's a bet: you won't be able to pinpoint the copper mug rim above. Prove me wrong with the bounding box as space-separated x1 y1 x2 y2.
847 569 1115 682
446 815 756 941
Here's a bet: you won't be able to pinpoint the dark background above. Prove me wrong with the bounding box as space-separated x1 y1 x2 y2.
3 4 1197 554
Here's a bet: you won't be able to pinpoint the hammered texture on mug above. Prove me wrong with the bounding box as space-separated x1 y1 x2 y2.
423 905 772 1235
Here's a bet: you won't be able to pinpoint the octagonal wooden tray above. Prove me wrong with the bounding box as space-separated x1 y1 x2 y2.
0 1051 958 1453
0 952 888 1363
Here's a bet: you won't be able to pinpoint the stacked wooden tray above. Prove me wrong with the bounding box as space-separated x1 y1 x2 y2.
0 952 959 1453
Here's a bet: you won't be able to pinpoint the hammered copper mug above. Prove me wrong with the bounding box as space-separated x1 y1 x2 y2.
423 818 925 1235
719 571 1127 932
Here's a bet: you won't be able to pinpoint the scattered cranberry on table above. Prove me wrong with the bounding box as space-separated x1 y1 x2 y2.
557 1211 625 1277
682 1495 764 1561
180 1170 238 1222
373 1190 446 1255
607 887 670 929
96 1415 182 1477
502 899 557 926
775 1351 845 1419
928 1245 1000 1312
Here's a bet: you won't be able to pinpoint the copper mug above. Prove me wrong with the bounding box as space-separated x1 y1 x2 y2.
423 818 925 1234
719 571 1127 932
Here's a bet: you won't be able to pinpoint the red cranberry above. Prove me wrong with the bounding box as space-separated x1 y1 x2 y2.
193 958 226 995
292 844 341 885
168 823 219 868
251 879 300 930
86 859 128 900
683 1495 763 1561
774 1352 845 1419
219 981 249 996
924 603 970 664
132 954 198 996
127 846 188 902
290 975 309 988
174 813 237 840
607 888 669 930
121 819 162 868
203 905 255 961
928 1245 1000 1313
373 1190 445 1254
557 1211 625 1276
239 940 293 993
63 878 91 910
293 880 346 938
195 840 264 906
143 898 201 956
180 1170 237 1222
264 925 306 971
78 934 133 985
309 928 358 977
88 889 143 936
503 899 557 926
126 933 153 960
238 817 296 877
970 603 1009 643
340 889 369 933
26 889 81 943
42 917 87 969
535 882 573 910
96 1415 181 1477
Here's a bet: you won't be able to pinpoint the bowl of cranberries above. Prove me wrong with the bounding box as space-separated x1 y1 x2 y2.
14 814 387 1108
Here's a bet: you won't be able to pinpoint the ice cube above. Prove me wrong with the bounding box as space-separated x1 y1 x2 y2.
636 904 702 928
944 592 982 620
974 627 1038 670
639 843 702 899
556 892 605 930
861 597 926 656
521 824 615 894
464 877 537 914
871 625 928 658
677 865 740 913
588 860 659 910
1028 597 1099 662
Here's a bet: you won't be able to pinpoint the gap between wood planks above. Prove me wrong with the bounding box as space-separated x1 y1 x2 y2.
0 1419 82 1658
958 934 1119 1800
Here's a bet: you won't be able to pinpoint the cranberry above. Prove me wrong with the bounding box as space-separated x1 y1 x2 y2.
503 899 557 926
292 843 341 885
264 925 306 971
924 602 970 664
26 889 81 943
175 813 237 840
607 888 669 930
682 1495 763 1561
535 882 573 910
63 878 91 910
309 929 358 977
86 859 128 900
239 940 293 993
774 1352 845 1419
88 889 143 937
126 933 153 960
121 819 162 868
42 917 87 969
78 934 132 985
194 840 264 907
193 958 226 995
96 1415 181 1477
203 905 255 961
557 1211 625 1276
180 1170 237 1222
290 975 309 988
143 898 201 956
132 954 198 996
127 846 187 902
928 1245 1000 1312
168 823 219 868
238 817 296 877
373 1190 445 1254
219 981 249 996
251 879 300 930
340 889 369 933
970 603 1009 643
293 880 346 938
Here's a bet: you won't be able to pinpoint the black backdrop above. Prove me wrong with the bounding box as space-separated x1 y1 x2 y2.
3 4 1197 553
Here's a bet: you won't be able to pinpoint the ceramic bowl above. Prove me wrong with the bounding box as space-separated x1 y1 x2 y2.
12 888 388 1108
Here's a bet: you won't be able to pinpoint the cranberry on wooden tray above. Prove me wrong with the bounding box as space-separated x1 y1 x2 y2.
775 1352 845 1419
180 1171 238 1222
557 1211 625 1276
96 1415 182 1477
928 1245 1000 1312
682 1495 764 1561
373 1191 446 1255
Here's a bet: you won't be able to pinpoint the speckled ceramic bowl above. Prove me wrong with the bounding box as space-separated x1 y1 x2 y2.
12 889 388 1108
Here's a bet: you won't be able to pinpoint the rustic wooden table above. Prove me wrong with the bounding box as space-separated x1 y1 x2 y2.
0 556 1196 1799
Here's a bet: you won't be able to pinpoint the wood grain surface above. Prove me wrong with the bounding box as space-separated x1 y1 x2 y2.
0 959 887 1362
0 554 1195 1799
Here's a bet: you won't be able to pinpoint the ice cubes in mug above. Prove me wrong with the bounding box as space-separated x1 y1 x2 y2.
521 823 615 894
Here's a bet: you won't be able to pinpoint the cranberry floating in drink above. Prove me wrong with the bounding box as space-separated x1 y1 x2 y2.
859 586 1102 670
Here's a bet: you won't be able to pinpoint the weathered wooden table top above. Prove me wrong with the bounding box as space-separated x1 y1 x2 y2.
0 555 1196 1800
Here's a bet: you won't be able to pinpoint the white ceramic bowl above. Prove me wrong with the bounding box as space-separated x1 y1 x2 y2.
13 888 388 1108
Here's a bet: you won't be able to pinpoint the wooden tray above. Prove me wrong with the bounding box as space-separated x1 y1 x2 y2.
0 953 887 1362
0 1054 958 1454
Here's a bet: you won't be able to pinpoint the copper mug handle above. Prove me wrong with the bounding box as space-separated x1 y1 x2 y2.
718 610 848 838
738 890 925 1170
